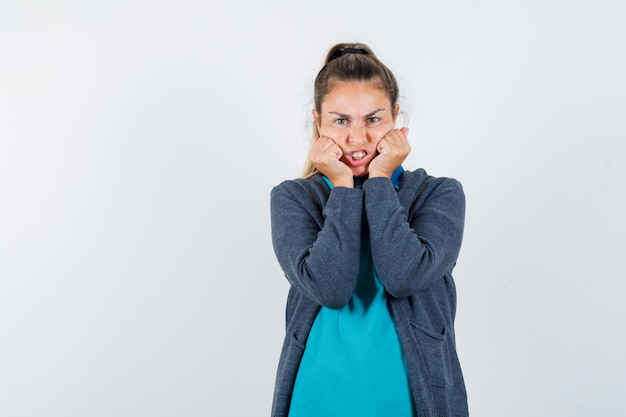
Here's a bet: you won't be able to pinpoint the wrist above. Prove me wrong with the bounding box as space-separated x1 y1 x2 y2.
367 170 391 179
332 175 354 188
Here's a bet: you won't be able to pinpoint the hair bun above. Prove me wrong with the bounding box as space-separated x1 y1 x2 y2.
328 47 370 61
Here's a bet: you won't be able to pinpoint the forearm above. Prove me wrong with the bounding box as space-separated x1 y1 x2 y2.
363 177 465 297
271 183 364 308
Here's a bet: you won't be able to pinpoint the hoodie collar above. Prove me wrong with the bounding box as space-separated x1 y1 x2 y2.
322 166 404 190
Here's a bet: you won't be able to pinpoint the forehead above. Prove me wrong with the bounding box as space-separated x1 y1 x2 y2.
328 77 384 91
322 80 390 110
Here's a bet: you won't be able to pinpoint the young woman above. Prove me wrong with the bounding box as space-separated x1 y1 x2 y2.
270 43 469 417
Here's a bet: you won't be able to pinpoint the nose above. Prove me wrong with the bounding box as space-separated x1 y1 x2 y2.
348 125 367 145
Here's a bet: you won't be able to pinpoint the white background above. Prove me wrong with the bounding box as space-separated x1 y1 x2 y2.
1 1 624 416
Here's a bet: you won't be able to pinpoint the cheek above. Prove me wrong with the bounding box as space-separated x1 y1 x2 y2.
368 126 389 141
320 125 348 140
318 121 336 136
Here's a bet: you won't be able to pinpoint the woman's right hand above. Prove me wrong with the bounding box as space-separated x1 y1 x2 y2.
309 136 353 188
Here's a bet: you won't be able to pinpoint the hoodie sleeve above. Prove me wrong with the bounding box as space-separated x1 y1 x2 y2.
270 180 364 308
363 176 465 298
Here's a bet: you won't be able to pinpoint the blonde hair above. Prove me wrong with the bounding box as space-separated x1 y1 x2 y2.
301 42 400 178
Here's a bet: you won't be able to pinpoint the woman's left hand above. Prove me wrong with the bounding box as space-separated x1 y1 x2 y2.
368 127 411 178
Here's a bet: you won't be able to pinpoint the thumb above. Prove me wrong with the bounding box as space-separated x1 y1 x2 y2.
400 127 409 137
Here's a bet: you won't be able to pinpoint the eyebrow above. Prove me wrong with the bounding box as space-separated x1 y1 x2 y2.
328 108 386 119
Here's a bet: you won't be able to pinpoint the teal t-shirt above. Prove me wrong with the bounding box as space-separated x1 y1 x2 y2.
288 172 416 417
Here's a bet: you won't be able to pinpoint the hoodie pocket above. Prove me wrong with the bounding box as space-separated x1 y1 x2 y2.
410 323 452 388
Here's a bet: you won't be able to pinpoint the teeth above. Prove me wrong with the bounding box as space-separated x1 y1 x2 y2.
350 151 366 160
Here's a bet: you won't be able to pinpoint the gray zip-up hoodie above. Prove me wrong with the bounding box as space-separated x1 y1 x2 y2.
270 169 469 417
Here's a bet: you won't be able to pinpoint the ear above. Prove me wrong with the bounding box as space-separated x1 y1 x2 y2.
312 109 321 129
393 104 400 121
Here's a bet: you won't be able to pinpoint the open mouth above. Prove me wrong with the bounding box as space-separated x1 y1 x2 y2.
349 151 367 160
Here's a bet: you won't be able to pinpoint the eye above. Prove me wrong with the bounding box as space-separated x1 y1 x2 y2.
334 118 348 126
367 117 380 124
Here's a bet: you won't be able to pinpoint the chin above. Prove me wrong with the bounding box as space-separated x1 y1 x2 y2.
351 167 369 177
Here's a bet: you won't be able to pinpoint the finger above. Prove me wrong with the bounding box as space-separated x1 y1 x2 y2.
389 127 408 139
382 128 409 147
320 137 339 153
376 138 386 153
325 143 343 159
312 136 331 153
